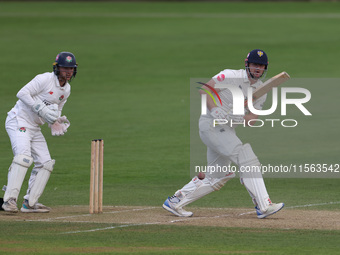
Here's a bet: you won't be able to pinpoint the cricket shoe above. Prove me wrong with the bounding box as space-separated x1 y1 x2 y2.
256 203 284 219
20 199 51 213
162 196 193 217
2 198 19 213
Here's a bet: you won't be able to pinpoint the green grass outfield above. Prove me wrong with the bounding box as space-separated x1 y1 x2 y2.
0 1 339 254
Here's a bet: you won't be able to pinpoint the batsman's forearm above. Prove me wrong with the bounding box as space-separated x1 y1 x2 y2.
244 113 258 126
206 96 217 111
199 79 220 112
199 89 218 111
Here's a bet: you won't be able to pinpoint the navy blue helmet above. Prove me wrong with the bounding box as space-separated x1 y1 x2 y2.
245 49 268 79
245 49 268 67
53 52 78 79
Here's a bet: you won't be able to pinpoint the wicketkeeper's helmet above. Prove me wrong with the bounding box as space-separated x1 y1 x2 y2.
53 52 78 80
245 49 268 79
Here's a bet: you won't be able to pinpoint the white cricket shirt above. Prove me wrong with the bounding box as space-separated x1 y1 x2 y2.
211 69 267 114
8 72 71 128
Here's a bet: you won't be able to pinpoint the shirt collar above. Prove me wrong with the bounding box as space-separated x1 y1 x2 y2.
243 69 251 84
243 69 262 88
53 73 67 90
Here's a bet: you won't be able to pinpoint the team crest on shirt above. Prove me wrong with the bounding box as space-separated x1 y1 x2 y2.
19 127 26 133
257 51 264 57
59 95 64 101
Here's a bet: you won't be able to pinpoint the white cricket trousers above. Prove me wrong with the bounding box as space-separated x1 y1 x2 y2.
199 116 242 173
178 117 242 195
177 116 270 211
5 115 52 200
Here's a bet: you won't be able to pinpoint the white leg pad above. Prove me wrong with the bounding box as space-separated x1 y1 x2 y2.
238 144 270 213
4 155 33 202
28 160 55 207
174 173 235 209
211 172 235 191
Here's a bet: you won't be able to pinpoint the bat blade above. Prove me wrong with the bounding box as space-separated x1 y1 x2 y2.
252 71 290 101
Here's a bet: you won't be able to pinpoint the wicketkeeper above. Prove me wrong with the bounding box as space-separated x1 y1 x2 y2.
2 52 77 213
163 49 284 218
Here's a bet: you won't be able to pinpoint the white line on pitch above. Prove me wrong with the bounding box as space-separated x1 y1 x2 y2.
61 222 160 234
286 201 340 209
237 201 340 216
40 201 340 234
21 207 157 222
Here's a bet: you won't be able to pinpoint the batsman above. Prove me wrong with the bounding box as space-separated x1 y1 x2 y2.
163 49 284 218
2 52 77 213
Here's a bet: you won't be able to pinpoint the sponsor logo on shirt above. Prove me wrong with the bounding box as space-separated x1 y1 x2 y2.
42 99 53 106
217 74 225 82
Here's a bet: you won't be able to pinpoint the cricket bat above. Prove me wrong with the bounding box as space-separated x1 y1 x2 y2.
245 71 290 106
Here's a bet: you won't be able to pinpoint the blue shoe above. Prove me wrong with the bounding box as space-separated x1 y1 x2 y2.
256 203 284 219
20 199 50 213
162 196 193 217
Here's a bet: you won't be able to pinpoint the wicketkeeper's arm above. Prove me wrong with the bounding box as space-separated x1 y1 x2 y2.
17 87 37 108
16 74 47 108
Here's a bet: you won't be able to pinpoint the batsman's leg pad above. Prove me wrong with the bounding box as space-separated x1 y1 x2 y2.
174 177 213 209
174 173 235 209
238 144 270 213
4 154 33 202
211 172 235 191
28 159 55 207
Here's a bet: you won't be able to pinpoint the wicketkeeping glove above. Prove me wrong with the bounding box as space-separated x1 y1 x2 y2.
32 100 58 124
210 106 244 126
49 116 70 136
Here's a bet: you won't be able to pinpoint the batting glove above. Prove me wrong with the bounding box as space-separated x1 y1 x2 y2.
225 103 244 126
228 114 244 123
210 107 228 120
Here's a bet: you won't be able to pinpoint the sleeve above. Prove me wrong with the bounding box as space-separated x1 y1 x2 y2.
212 69 239 91
16 74 47 108
212 69 237 83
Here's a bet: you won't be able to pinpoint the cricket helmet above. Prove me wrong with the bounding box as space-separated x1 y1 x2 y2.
245 49 268 79
53 52 78 79
245 49 268 67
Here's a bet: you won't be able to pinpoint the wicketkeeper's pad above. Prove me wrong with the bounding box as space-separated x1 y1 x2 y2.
28 159 55 207
3 154 33 202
